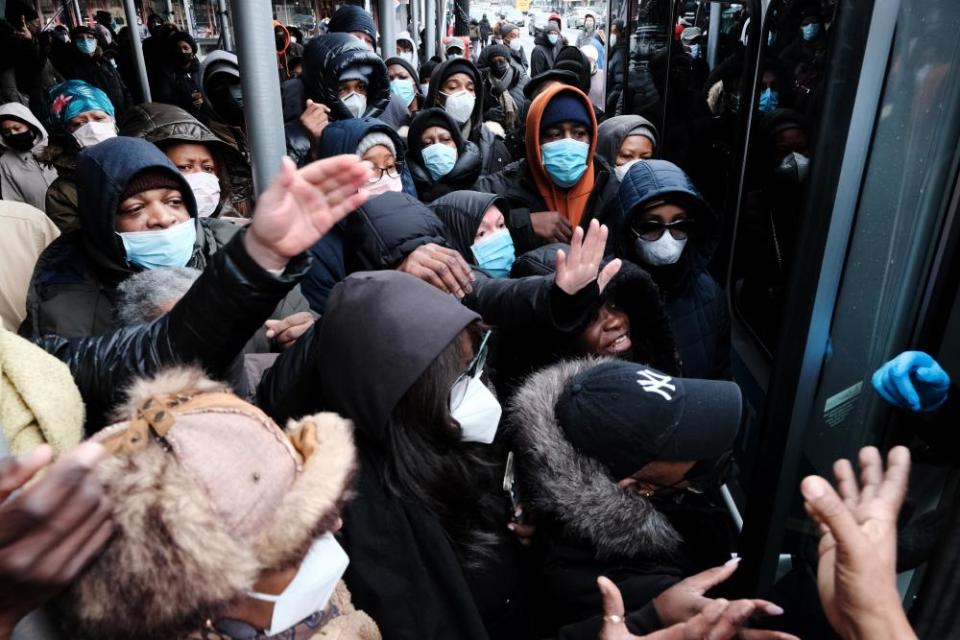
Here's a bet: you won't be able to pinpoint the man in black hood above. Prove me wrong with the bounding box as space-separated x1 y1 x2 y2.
531 20 564 77
284 33 391 166
327 4 378 51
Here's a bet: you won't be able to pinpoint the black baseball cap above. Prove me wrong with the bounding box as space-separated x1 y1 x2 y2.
555 361 742 479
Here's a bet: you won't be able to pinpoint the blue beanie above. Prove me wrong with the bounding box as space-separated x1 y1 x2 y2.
329 5 377 45
540 93 591 132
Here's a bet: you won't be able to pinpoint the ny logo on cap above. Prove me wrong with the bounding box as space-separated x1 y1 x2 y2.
636 369 676 401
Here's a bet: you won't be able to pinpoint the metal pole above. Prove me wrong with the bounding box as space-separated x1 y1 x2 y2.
73 0 82 26
165 0 174 24
121 0 152 101
231 0 287 194
424 0 435 58
379 0 396 58
707 0 720 69
411 0 418 47
216 0 234 50
183 0 196 37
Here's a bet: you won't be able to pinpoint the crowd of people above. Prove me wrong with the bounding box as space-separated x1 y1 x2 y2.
0 0 938 638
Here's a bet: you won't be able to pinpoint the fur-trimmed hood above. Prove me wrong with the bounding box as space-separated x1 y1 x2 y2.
59 367 358 640
507 357 681 558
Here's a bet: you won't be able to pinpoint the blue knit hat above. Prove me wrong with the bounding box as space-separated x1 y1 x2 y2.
328 5 377 45
540 93 591 132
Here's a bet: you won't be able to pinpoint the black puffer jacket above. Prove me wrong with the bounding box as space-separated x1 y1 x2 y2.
285 34 391 167
429 190 510 264
530 31 563 77
406 108 483 203
35 229 310 431
51 44 131 116
119 102 251 217
21 137 309 350
477 46 528 132
423 58 511 175
475 154 620 254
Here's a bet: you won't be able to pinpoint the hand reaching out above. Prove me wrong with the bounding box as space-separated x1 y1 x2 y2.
264 311 316 349
244 155 371 272
801 446 917 640
398 243 475 298
871 351 950 412
299 99 331 146
555 220 621 296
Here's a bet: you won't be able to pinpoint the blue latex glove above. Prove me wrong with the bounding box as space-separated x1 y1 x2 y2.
871 351 951 412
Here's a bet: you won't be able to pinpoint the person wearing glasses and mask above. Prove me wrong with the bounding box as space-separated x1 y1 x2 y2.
509 359 745 639
615 160 729 380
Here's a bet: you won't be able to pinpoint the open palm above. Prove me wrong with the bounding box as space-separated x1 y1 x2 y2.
245 155 371 270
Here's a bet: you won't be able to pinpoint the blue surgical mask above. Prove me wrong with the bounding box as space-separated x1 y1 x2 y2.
422 142 458 180
117 219 197 270
689 44 700 59
547 33 559 45
801 22 820 41
390 78 416 106
471 228 515 277
758 87 779 113
77 37 97 54
767 31 777 46
541 138 590 187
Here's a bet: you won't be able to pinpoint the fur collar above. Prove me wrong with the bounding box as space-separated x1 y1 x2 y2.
507 357 681 558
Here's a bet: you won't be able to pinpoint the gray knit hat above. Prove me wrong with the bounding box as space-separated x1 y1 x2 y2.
356 131 396 158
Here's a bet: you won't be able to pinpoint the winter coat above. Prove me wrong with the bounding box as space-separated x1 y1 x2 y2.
480 18 492 39
0 201 58 332
285 34 392 167
0 102 57 209
530 32 563 77
510 45 529 72
606 44 627 115
379 56 424 133
406 108 483 203
423 58 511 175
595 114 658 168
613 160 730 379
31 228 311 433
119 102 251 216
51 46 131 115
508 357 737 638
149 57 203 117
478 49 528 134
37 135 81 233
21 137 309 351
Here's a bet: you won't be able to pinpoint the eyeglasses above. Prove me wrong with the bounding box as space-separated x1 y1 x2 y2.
449 329 492 410
631 218 694 242
367 166 402 183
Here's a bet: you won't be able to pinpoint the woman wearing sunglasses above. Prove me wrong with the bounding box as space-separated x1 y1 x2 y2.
615 159 730 380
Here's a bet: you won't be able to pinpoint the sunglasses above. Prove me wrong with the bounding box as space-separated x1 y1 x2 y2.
632 218 695 242
449 329 492 410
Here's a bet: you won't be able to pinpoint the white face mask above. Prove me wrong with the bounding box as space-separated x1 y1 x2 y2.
73 120 116 148
614 159 640 181
509 37 522 51
636 233 688 267
183 171 221 217
247 533 349 636
441 90 476 125
363 173 403 196
610 34 618 47
341 91 367 118
450 374 502 444
420 82 430 95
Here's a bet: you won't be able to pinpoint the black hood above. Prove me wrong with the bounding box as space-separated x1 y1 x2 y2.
343 191 449 271
315 116 405 158
118 102 243 166
423 58 484 134
512 245 681 375
405 108 483 201
384 55 424 108
317 271 480 441
429 190 509 262
301 33 391 121
75 136 199 267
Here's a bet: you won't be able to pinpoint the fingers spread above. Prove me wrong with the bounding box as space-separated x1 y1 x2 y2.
878 446 911 509
833 458 859 509
858 446 883 502
800 475 860 548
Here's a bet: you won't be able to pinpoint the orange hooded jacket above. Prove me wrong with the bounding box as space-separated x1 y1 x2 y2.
524 84 598 228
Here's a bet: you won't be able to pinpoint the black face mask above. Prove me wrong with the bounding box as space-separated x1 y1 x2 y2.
491 61 509 78
209 81 244 124
3 130 35 152
275 34 286 51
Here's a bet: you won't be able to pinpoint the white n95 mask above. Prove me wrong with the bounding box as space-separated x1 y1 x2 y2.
73 120 117 148
183 171 221 217
450 374 502 444
635 233 687 267
247 533 349 636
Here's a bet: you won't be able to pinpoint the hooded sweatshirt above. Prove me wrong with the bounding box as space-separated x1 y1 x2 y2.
21 137 309 344
316 271 496 640
525 84 597 227
429 190 510 265
406 107 483 202
0 102 57 209
614 160 729 379
595 114 659 169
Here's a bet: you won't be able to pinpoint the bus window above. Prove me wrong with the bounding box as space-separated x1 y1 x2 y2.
731 0 839 356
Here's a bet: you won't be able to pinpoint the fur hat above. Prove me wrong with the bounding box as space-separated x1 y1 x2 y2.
58 367 357 640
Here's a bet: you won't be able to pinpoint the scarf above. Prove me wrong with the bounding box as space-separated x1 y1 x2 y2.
491 65 519 131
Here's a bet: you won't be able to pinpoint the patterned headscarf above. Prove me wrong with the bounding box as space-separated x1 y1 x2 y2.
48 80 115 127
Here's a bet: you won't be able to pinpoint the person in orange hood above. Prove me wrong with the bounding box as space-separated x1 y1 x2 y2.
476 84 619 253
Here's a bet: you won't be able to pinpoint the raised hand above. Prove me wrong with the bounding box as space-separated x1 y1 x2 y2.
244 155 372 271
801 446 917 640
0 443 113 639
299 99 331 146
555 219 622 295
871 351 950 412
